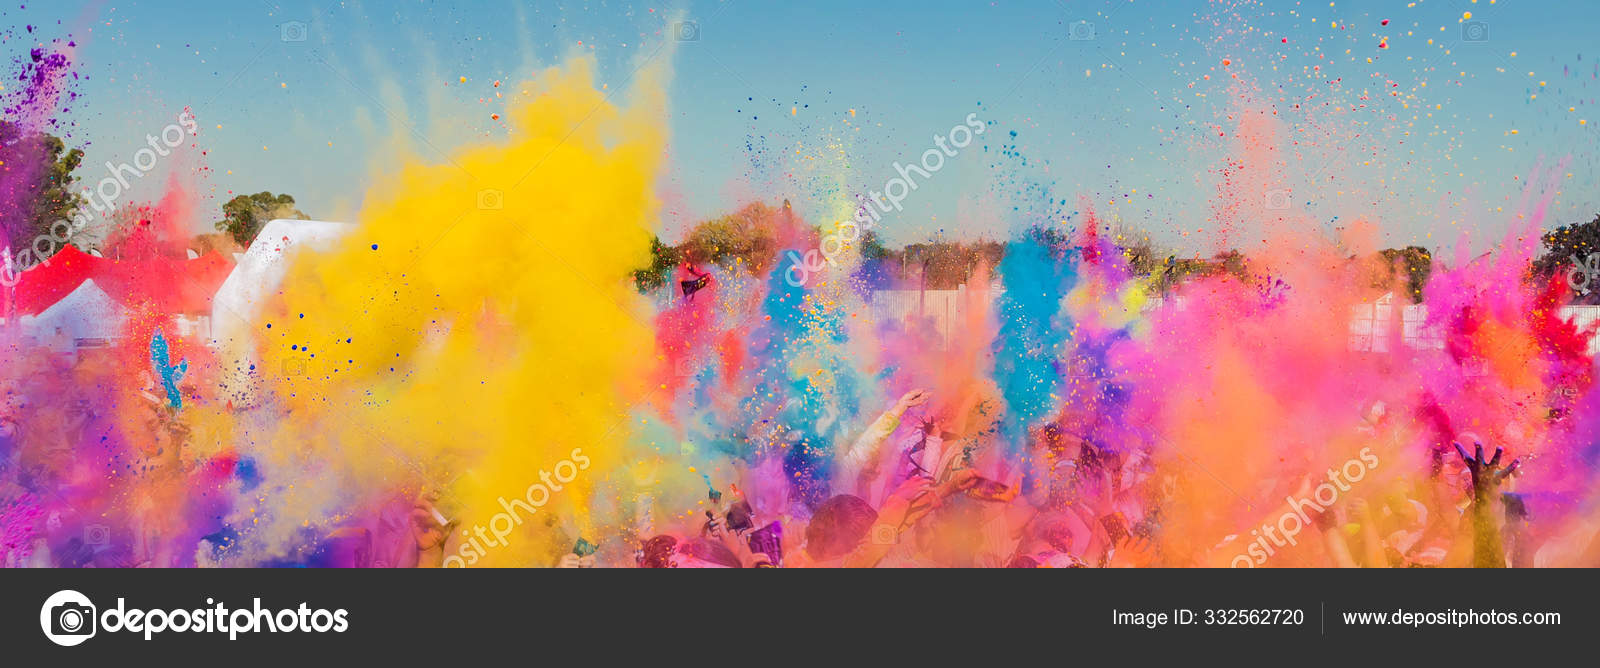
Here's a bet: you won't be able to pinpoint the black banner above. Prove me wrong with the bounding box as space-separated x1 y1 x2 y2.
1 569 1590 662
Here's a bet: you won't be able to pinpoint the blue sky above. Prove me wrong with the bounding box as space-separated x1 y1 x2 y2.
8 0 1600 254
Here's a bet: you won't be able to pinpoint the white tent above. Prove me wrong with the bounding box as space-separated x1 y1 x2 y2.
211 219 354 402
25 279 126 352
1562 305 1600 357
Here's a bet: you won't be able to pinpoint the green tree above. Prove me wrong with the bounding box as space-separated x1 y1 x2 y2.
1533 213 1600 279
1146 250 1253 294
1376 246 1433 303
1119 236 1163 277
1 121 85 258
894 239 1006 289
679 201 784 273
633 234 682 293
214 191 308 247
859 229 891 262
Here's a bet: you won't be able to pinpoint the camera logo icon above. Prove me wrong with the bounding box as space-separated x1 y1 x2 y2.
1068 20 1096 41
674 21 700 42
1264 188 1292 210
477 188 504 210
870 523 899 546
41 590 97 646
280 21 308 43
1461 20 1489 43
83 524 110 547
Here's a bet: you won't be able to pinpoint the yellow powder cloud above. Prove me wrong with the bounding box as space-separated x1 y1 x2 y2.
252 57 664 565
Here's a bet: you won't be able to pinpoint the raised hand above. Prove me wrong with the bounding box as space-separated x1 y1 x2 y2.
1452 440 1520 568
1109 534 1156 567
897 389 932 410
410 496 452 562
705 512 767 568
1453 440 1520 504
879 476 937 528
1349 496 1373 522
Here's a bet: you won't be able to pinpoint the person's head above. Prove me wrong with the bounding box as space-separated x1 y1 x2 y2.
804 494 878 561
1006 554 1040 568
1031 513 1080 554
637 534 679 568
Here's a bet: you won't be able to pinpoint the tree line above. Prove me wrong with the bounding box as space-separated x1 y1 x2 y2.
635 201 1462 302
6 123 1595 303
1 122 305 261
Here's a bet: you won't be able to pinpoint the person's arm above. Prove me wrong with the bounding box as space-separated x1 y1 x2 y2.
411 497 451 568
1403 502 1451 564
706 515 771 568
1440 507 1474 568
843 477 932 568
843 471 978 568
415 542 445 568
1321 511 1360 568
1502 494 1533 569
1454 442 1519 568
1228 476 1323 564
835 389 929 493
1573 521 1600 567
1350 498 1389 567
1107 535 1156 567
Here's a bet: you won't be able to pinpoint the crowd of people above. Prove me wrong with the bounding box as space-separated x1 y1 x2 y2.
410 388 1586 569
1 346 181 568
3 335 1596 569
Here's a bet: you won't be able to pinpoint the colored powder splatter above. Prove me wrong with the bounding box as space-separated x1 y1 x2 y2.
150 329 188 410
992 232 1077 453
240 58 668 565
0 494 43 564
3 11 1600 570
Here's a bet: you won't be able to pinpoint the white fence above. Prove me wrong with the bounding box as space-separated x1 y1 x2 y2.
868 288 988 349
1562 306 1600 357
1347 296 1600 357
865 288 1600 358
1347 294 1443 353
